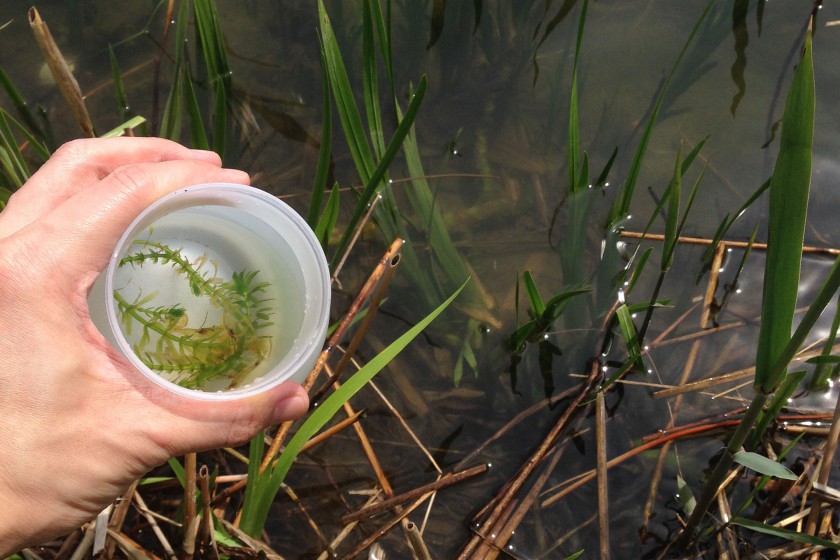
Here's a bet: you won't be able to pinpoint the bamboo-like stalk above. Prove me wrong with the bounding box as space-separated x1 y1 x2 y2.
340 492 432 559
28 8 94 137
197 465 216 556
182 453 197 560
596 391 610 560
299 409 364 452
405 521 432 560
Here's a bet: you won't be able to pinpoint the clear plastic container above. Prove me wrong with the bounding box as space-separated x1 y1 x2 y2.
88 183 330 400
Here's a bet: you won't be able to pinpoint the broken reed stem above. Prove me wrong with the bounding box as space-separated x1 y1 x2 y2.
182 453 197 560
805 388 840 536
405 521 433 560
105 481 138 560
28 7 94 137
596 392 610 560
620 230 840 256
341 464 489 524
68 524 95 560
197 465 215 554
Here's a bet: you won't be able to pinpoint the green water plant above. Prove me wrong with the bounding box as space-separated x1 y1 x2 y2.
678 30 840 545
115 237 274 389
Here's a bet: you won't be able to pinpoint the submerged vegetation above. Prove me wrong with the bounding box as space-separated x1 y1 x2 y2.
2 0 840 558
115 236 275 389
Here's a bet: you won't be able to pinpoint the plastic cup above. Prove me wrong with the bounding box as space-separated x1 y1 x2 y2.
88 183 330 401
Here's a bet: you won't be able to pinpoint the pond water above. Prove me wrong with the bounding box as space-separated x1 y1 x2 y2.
2 1 840 558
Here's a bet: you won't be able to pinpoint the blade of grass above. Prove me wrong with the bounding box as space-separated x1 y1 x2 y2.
754 31 814 394
239 279 468 536
307 43 333 227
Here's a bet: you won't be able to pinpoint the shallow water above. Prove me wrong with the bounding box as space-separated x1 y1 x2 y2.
2 1 840 558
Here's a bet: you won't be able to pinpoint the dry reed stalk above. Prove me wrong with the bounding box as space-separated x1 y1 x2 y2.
28 8 94 137
134 491 177 560
182 453 197 560
341 464 488 524
105 480 138 560
331 193 384 283
478 445 567 560
316 492 381 560
68 524 94 560
341 492 431 559
341 390 394 496
701 242 727 328
596 391 610 560
310 249 401 403
219 519 285 560
805 388 840 538
715 491 738 559
197 465 216 556
54 529 82 560
405 521 432 560
457 359 601 559
619 230 840 256
106 529 162 560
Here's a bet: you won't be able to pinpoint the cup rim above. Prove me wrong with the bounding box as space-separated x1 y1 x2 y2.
103 183 330 401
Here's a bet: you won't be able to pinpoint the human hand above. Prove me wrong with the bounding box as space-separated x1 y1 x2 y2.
0 138 309 554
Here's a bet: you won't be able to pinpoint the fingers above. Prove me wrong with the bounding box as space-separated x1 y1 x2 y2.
28 158 249 279
0 138 222 238
144 382 310 457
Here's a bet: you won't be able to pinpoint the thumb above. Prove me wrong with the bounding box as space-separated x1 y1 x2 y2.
143 381 310 457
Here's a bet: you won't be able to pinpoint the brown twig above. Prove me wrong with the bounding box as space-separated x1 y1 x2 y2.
197 465 216 557
620 230 840 256
299 409 364 452
134 491 178 560
341 464 488 524
340 492 431 559
28 8 94 137
405 521 432 560
805 388 840 537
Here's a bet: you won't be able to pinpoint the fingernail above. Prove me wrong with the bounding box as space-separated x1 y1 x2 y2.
274 391 309 423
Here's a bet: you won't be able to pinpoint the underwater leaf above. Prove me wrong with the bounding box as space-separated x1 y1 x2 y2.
661 145 682 272
625 247 653 295
732 451 797 480
523 270 545 317
239 280 468 537
754 32 814 394
730 517 840 550
307 42 333 227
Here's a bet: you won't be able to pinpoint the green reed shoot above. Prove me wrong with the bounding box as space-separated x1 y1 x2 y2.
680 30 820 544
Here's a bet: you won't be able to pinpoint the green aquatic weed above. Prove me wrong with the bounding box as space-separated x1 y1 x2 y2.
114 237 274 389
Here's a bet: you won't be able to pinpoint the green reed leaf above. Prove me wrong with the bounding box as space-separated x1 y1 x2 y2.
307 43 333 227
733 451 797 480
754 32 814 395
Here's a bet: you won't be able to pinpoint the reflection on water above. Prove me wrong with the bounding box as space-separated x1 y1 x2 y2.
2 0 840 557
